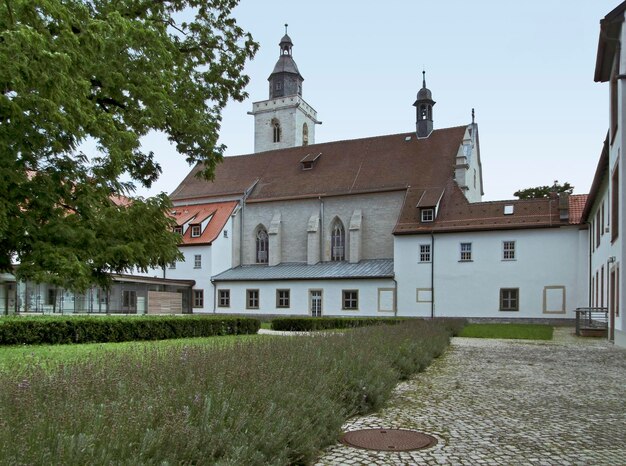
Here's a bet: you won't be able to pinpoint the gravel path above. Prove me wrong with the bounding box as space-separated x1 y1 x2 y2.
314 328 626 465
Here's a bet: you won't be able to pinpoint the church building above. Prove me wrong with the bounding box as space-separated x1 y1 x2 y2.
162 30 589 321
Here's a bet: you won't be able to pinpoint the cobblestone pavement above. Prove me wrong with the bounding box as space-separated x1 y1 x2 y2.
314 328 626 465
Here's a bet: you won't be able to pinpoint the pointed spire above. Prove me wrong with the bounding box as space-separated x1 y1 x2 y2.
285 23 288 35
472 108 475 124
422 70 426 89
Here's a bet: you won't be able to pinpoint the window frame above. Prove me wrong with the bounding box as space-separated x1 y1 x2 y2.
612 163 619 243
502 241 516 261
499 288 519 312
331 220 346 261
342 290 359 311
193 289 204 308
421 208 434 223
123 290 137 308
246 289 260 309
256 228 269 264
173 226 183 235
419 244 431 263
276 289 290 308
218 289 230 308
190 224 201 238
460 242 472 262
194 254 202 269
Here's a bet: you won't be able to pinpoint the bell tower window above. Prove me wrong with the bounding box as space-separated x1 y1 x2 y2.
271 119 281 143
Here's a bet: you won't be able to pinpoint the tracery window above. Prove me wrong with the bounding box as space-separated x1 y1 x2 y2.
272 118 281 143
331 220 345 261
256 228 269 264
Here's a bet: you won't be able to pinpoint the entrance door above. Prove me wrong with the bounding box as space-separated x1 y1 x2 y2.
310 290 322 317
610 269 616 342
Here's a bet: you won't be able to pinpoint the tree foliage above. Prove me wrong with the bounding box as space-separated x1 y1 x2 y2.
514 182 574 200
0 0 258 289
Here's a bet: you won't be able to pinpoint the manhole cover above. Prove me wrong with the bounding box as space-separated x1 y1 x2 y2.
341 428 438 452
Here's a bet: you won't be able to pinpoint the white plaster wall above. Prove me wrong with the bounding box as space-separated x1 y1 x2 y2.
395 227 585 319
164 245 212 312
214 278 395 316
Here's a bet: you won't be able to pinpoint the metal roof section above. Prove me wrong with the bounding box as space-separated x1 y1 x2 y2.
212 259 394 282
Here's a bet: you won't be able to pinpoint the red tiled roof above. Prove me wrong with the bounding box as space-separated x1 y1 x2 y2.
568 194 588 225
395 180 582 234
170 126 468 203
170 201 237 246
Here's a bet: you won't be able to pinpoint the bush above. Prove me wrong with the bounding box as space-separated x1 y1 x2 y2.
0 316 260 345
271 317 405 331
0 320 451 465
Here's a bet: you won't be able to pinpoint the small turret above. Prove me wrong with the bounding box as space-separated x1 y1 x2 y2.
413 71 436 138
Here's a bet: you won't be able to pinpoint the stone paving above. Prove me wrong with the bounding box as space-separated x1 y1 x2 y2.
314 328 626 465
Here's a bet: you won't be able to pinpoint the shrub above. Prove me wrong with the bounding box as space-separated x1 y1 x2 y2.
0 320 451 465
271 316 405 331
0 316 260 346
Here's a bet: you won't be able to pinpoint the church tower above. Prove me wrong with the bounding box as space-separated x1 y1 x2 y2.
249 26 321 153
413 71 435 138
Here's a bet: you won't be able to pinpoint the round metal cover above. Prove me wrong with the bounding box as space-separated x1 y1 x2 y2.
341 428 438 452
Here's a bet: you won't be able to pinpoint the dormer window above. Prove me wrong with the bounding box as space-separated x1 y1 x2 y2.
300 152 321 170
173 226 182 235
421 208 434 223
190 225 201 238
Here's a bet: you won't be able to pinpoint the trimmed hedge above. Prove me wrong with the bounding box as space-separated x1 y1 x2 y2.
271 317 405 331
0 316 260 345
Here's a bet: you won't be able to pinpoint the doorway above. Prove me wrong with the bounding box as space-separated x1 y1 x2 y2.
309 290 322 317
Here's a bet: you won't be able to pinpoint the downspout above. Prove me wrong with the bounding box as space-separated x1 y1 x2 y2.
392 277 398 317
588 223 592 307
431 232 435 318
211 278 216 314
319 196 324 262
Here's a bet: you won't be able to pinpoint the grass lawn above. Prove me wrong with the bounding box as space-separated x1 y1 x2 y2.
0 334 259 374
459 323 553 340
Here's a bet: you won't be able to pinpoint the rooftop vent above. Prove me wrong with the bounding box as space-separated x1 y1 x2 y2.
405 136 412 141
504 205 514 215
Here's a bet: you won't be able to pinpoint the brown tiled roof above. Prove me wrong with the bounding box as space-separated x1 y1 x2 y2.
170 201 237 246
170 126 468 203
568 194 588 225
395 179 580 234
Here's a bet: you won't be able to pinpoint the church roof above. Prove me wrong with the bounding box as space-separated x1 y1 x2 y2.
212 259 394 281
270 54 302 77
171 125 467 205
395 179 583 234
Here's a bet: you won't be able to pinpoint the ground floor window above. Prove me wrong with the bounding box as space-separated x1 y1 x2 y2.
218 289 230 308
247 289 259 309
193 289 204 308
500 288 519 311
342 290 358 310
123 290 137 308
276 289 290 308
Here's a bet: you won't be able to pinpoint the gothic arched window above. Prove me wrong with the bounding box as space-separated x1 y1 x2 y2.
331 219 345 261
272 119 281 143
302 123 309 146
256 228 269 264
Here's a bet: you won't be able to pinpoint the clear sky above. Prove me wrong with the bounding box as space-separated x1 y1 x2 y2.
134 0 620 201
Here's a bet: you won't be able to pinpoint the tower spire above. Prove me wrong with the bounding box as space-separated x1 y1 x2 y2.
413 70 436 138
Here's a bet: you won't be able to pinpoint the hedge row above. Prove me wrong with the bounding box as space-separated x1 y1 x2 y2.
271 316 467 334
0 316 261 345
271 317 405 331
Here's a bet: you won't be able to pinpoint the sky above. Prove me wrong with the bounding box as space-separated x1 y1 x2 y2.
134 0 621 201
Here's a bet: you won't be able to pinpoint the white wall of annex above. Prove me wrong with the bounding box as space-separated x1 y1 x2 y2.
395 227 586 319
214 278 395 316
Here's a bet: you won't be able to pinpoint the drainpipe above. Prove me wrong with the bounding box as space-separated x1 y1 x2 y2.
431 232 435 318
211 278 217 314
588 222 592 307
319 196 324 262
392 277 398 317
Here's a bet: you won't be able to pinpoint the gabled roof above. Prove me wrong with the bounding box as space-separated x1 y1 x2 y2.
595 1 626 82
582 134 609 222
171 126 468 210
170 201 237 246
395 179 582 235
569 194 588 225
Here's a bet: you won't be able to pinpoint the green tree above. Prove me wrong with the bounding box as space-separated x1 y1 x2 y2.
0 0 258 290
514 181 574 200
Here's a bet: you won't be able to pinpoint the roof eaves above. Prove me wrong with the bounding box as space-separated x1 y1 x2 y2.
582 133 610 222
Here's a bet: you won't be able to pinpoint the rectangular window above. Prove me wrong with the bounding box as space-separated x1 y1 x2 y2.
123 290 137 308
596 211 601 248
247 289 259 309
190 225 201 238
502 241 515 260
218 289 230 308
173 226 183 235
601 266 605 307
276 289 290 308
46 289 56 305
342 290 359 310
601 201 605 236
612 165 619 242
500 288 519 311
168 261 176 270
421 208 434 223
194 254 202 269
419 244 431 262
596 270 599 306
460 242 472 261
193 289 204 308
